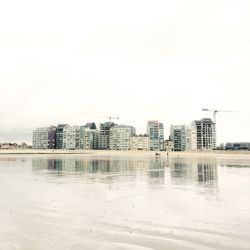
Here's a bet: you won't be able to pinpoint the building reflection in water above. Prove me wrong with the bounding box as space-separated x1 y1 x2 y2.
197 163 217 182
32 157 165 188
147 158 165 189
32 157 218 194
32 158 167 173
220 161 250 168
170 158 218 195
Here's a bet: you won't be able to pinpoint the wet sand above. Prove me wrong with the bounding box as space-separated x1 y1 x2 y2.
0 155 250 249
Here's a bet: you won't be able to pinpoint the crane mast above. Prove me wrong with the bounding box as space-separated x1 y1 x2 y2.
107 116 119 122
202 108 236 147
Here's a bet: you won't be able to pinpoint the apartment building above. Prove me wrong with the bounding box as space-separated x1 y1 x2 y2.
32 126 56 149
147 121 164 151
55 124 69 149
110 125 136 150
186 124 197 151
62 126 80 149
98 122 115 150
130 134 150 151
170 125 186 151
79 123 98 150
193 118 216 150
170 124 197 151
164 139 174 152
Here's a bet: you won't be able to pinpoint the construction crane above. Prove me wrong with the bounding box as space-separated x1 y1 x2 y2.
94 116 119 122
82 114 119 123
202 109 236 124
202 108 237 147
106 116 119 122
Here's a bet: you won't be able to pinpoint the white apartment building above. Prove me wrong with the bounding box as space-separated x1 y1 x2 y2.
130 135 149 151
63 126 80 149
186 124 197 151
110 125 136 150
32 127 56 149
170 124 197 151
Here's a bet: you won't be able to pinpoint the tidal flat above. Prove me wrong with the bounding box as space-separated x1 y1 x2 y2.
0 155 250 250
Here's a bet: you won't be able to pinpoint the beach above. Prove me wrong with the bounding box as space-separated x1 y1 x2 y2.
1 149 250 158
1 152 250 250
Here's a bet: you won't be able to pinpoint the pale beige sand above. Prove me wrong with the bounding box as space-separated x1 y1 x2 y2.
1 149 250 158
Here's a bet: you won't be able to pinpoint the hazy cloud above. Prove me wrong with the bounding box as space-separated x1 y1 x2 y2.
0 0 250 143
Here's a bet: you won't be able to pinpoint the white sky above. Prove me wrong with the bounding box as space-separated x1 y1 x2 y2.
0 0 250 144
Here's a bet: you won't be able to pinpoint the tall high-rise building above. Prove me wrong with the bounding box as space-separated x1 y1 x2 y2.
193 118 215 150
170 124 197 151
170 125 186 151
147 121 164 151
32 126 56 149
186 124 197 151
55 124 69 149
80 123 98 150
110 125 136 150
98 122 115 150
62 126 80 149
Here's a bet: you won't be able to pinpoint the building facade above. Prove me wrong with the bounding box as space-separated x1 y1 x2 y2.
193 118 216 150
147 121 164 151
164 139 174 151
225 142 250 150
186 124 197 151
62 126 80 149
170 124 197 151
32 126 56 149
110 125 136 150
79 123 98 150
170 125 186 151
130 134 150 151
55 124 69 149
98 122 115 150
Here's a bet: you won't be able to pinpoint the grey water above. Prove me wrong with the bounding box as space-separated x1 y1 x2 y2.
0 155 250 250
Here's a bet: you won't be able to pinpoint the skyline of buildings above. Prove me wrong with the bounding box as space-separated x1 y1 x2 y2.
32 117 218 151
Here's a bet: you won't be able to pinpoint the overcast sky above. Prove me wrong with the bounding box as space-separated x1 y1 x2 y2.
0 0 250 144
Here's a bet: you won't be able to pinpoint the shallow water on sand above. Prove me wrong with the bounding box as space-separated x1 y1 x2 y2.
0 155 250 250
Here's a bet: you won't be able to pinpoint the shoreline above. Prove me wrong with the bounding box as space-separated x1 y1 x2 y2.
1 149 250 158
